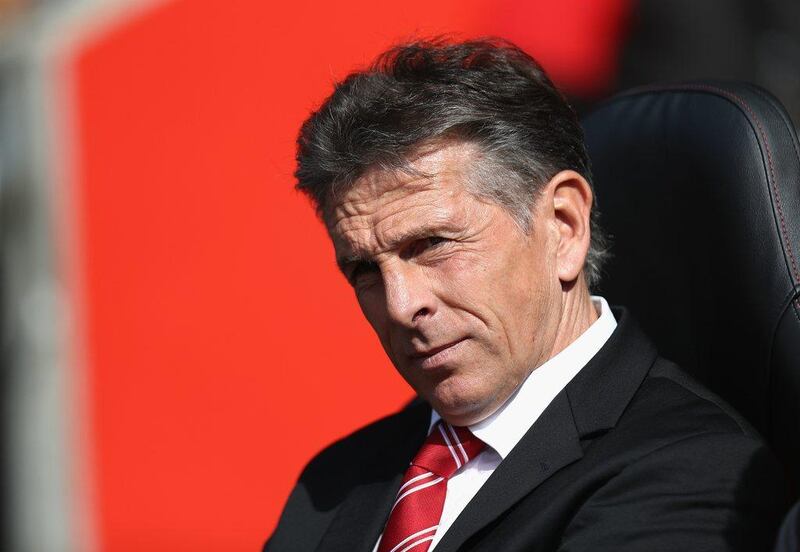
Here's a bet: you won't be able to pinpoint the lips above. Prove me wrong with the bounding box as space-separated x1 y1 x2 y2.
407 337 468 369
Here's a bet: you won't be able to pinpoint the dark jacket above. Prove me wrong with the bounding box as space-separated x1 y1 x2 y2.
266 309 786 551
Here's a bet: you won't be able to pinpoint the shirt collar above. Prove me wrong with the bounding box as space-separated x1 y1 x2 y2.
430 296 617 459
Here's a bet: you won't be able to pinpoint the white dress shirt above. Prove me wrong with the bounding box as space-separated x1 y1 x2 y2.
373 296 617 551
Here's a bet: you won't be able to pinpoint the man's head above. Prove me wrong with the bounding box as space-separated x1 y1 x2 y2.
295 39 608 425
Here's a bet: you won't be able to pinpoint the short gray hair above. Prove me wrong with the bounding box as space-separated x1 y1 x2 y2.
295 38 609 288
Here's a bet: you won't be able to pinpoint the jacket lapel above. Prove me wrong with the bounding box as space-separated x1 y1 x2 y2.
434 308 657 551
565 308 657 438
433 392 583 552
314 401 430 552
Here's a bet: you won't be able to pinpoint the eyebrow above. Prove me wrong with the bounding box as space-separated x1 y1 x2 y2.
335 220 459 274
336 254 365 275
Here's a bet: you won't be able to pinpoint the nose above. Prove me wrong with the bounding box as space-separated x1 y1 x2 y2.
382 263 437 328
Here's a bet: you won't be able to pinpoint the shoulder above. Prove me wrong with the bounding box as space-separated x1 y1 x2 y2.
564 358 785 551
601 356 777 471
562 357 787 550
775 500 800 552
300 398 429 486
265 399 428 551
630 357 758 435
616 355 769 464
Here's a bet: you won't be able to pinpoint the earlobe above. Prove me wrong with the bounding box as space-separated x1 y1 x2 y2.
547 170 593 283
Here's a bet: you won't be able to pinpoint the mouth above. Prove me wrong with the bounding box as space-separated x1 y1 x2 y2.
408 338 468 370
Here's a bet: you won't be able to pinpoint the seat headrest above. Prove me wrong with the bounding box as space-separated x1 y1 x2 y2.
582 83 800 477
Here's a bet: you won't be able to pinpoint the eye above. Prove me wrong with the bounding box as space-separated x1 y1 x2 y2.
405 236 449 258
347 260 380 286
425 236 448 248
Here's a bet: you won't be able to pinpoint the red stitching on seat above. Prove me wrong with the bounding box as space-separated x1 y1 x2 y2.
637 84 800 315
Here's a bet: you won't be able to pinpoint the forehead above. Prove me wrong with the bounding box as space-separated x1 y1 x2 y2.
326 144 478 254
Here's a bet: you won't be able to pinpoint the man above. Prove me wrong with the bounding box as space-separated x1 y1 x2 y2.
266 39 785 551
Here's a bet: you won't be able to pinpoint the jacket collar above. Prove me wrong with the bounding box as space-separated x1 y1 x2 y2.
434 307 658 552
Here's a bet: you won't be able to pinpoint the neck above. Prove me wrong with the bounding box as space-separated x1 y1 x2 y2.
547 278 598 362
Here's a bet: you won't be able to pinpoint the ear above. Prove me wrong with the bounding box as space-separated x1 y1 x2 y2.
545 170 593 284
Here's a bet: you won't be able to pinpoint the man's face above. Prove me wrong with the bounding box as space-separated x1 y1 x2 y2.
327 143 565 426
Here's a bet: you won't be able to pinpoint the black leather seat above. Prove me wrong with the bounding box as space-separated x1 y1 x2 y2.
582 83 800 495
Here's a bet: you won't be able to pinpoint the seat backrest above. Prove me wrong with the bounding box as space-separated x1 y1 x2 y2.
582 83 800 487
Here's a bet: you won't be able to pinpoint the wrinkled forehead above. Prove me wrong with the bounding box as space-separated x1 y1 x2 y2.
322 142 481 229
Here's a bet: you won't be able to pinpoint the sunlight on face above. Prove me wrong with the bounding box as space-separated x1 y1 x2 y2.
327 143 564 425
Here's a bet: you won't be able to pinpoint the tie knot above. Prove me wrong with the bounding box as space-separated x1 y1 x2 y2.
412 421 485 478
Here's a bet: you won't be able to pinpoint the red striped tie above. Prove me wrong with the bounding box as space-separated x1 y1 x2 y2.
377 421 485 552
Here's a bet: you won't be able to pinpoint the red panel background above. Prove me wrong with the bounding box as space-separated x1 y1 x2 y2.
63 0 630 549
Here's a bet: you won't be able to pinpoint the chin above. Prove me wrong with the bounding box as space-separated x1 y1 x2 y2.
426 380 490 425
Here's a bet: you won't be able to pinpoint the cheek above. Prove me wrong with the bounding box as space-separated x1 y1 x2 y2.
435 256 518 352
356 290 393 346
460 245 552 357
434 256 494 318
